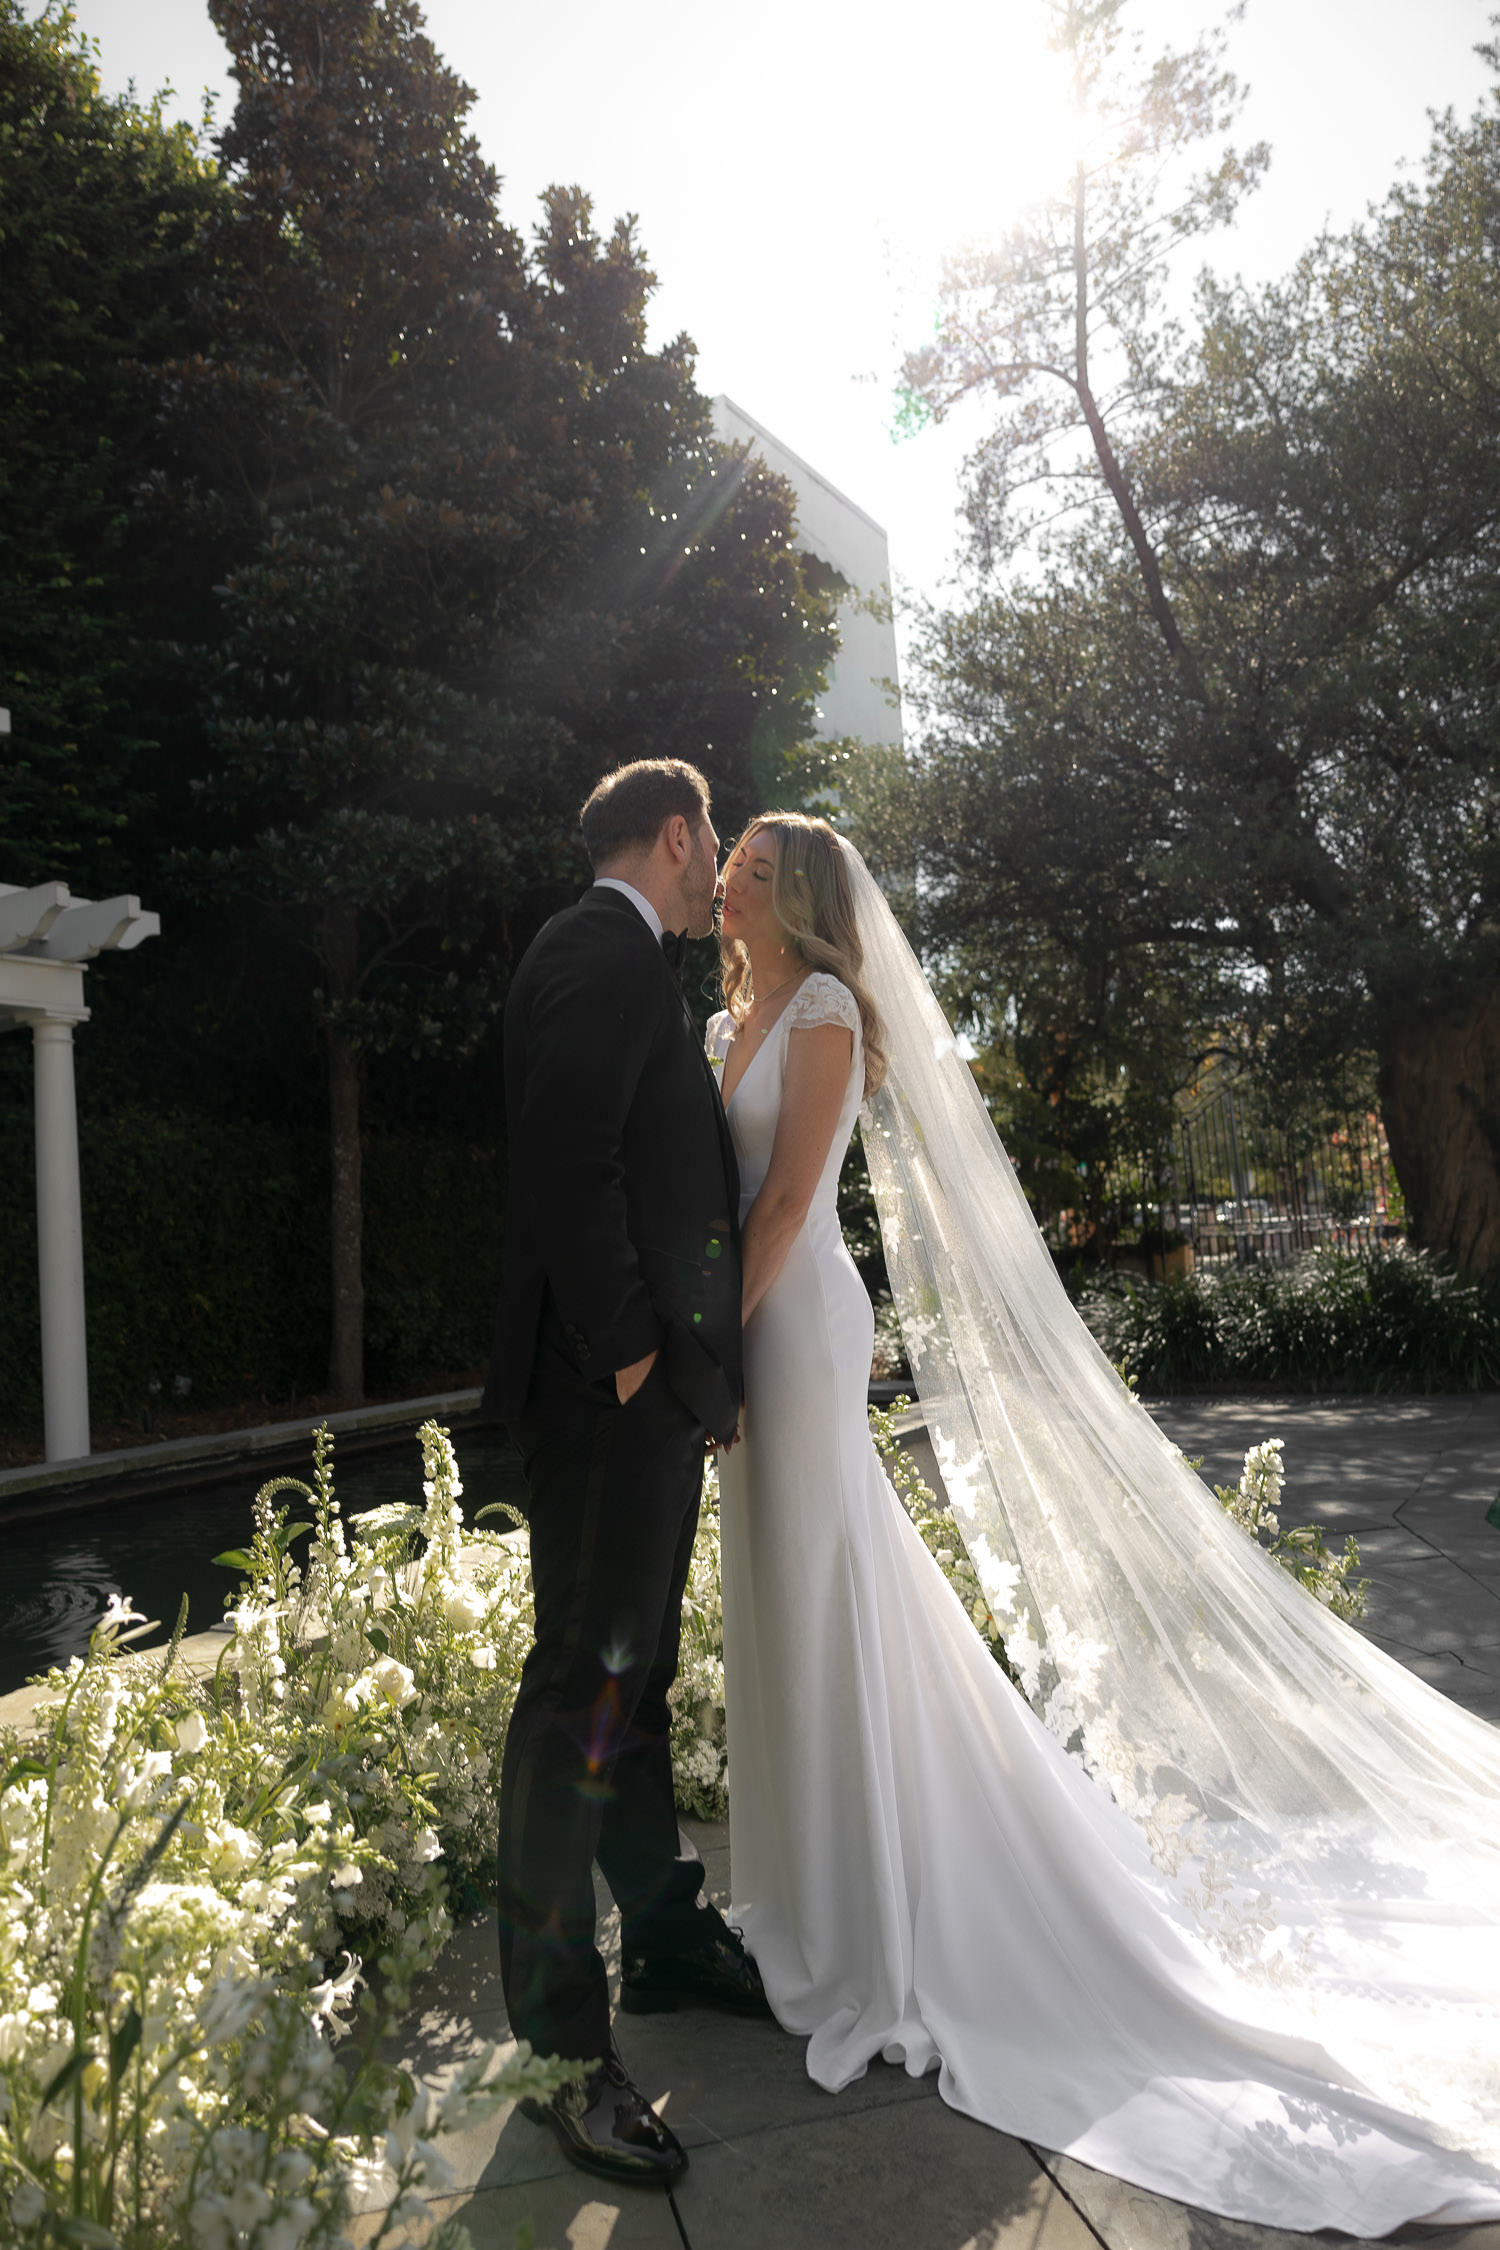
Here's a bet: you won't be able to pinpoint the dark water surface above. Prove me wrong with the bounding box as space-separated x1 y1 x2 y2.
0 1429 529 1696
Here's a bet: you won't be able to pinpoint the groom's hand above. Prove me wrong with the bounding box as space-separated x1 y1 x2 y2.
615 1348 658 1404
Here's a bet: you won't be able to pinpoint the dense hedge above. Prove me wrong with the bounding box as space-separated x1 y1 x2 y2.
0 1103 503 1432
1081 1244 1500 1393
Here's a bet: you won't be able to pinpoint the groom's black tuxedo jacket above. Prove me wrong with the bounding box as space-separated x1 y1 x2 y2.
484 885 743 1445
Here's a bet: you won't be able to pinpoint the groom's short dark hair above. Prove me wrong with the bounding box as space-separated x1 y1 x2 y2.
580 759 712 869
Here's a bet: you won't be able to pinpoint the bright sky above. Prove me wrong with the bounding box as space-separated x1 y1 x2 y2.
54 0 1499 636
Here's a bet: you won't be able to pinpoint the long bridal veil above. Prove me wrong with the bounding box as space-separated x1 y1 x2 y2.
840 839 1500 2169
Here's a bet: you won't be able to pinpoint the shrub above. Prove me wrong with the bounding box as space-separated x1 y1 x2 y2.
0 1106 504 1435
1081 1245 1500 1393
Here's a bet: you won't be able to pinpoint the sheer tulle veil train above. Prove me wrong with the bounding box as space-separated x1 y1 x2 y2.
838 836 1500 2168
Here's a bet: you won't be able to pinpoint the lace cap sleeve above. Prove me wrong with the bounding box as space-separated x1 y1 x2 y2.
784 973 859 1035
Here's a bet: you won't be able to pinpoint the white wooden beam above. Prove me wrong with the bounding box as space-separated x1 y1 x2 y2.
0 882 70 953
33 895 160 961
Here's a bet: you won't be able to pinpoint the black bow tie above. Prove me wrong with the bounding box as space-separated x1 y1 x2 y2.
661 928 687 973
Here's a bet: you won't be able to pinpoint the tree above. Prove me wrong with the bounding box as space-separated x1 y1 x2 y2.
163 0 837 1399
0 1 224 891
1148 71 1500 1275
899 0 1266 678
895 39 1500 1278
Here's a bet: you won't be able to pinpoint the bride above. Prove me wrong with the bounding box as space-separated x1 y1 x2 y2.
707 811 1500 2236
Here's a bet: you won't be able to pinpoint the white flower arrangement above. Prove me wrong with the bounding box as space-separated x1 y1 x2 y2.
0 1421 575 2250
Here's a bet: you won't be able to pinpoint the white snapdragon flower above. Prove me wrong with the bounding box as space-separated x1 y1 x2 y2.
120 1748 175 1812
307 1951 362 2029
208 1824 259 1878
329 1863 363 1892
174 1709 209 1754
469 1643 498 1670
99 1592 147 1631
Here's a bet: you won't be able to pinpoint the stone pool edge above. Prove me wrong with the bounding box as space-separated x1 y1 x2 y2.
0 1388 488 1520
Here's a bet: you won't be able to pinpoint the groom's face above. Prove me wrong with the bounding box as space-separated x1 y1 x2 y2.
680 815 721 940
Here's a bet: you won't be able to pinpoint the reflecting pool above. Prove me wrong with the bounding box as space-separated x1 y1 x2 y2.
0 1427 529 1696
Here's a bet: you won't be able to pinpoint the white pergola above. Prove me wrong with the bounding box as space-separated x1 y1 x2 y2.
2 817 160 1461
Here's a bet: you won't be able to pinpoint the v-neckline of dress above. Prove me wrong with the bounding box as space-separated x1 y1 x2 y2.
721 990 805 1111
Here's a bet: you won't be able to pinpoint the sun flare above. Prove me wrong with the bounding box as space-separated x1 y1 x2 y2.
874 7 1079 263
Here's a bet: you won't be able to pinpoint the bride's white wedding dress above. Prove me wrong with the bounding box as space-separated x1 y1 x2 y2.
708 969 1500 2236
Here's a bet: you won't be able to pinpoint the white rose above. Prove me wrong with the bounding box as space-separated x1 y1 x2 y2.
370 1656 416 1709
442 1583 487 1633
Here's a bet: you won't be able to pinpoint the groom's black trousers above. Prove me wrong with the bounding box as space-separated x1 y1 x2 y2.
496 1326 711 2064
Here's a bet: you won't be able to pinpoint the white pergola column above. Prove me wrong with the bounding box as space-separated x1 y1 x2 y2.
32 1019 90 1462
2 872 159 1466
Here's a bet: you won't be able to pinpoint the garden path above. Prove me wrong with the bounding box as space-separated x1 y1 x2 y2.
1145 1392 1500 1724
352 1392 1500 2250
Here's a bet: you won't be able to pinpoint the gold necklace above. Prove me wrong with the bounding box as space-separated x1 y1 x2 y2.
747 967 806 1035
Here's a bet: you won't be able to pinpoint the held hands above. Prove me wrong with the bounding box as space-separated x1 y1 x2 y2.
615 1348 659 1404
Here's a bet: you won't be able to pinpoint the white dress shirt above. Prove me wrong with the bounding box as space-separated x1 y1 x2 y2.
593 876 664 942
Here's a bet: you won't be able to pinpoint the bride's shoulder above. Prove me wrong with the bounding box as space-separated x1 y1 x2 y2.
785 972 860 1034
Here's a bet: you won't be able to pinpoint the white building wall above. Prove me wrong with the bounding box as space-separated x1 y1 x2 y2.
711 396 901 750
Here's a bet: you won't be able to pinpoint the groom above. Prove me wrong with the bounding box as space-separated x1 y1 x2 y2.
484 758 765 2190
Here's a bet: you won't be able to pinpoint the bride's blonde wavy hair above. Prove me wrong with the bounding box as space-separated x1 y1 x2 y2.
719 813 887 1096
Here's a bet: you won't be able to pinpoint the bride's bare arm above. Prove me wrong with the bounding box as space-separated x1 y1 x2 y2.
739 1023 854 1323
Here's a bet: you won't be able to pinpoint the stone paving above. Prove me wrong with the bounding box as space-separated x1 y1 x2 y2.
353 1392 1500 2250
1146 1392 1500 1725
898 1390 1500 1725
362 1821 1500 2250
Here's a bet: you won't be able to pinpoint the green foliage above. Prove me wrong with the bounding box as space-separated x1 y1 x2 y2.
0 1106 502 1434
896 21 1500 1280
1 0 841 1414
0 0 225 891
162 0 840 1049
1082 1246 1500 1394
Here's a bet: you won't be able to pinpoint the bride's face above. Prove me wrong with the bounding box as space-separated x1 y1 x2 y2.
719 827 782 953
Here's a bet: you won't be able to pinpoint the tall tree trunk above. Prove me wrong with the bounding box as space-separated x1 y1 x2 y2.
327 1021 365 1400
1377 987 1500 1283
323 902 365 1401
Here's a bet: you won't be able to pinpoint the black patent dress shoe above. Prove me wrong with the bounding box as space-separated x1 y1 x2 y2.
519 2053 687 2188
621 1920 773 2018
